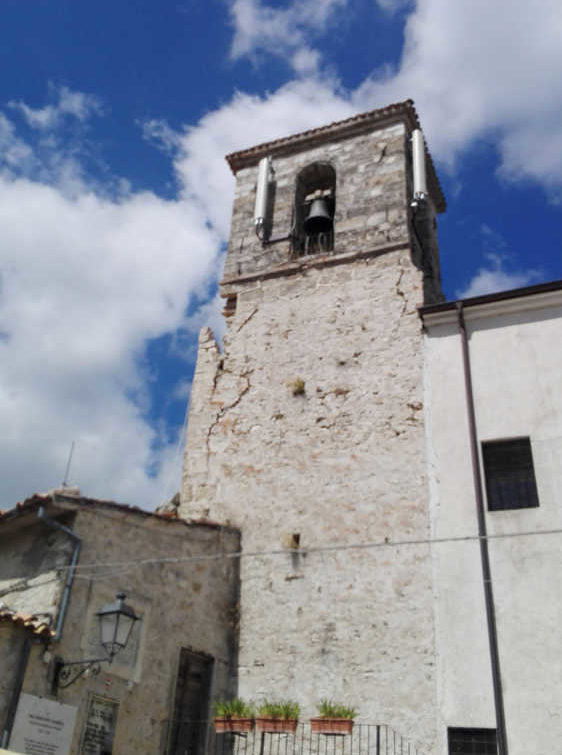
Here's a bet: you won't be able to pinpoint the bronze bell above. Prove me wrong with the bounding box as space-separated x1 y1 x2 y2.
303 198 333 235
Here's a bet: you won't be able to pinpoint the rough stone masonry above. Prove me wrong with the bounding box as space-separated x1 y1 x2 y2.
181 103 446 753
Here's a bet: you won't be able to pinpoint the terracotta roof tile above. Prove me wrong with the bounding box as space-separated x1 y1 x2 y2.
0 607 54 638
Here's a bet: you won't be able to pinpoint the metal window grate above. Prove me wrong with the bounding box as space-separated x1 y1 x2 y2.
482 437 539 511
448 727 497 754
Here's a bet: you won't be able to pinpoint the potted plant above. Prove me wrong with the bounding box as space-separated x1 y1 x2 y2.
214 699 255 733
256 700 300 733
310 700 357 734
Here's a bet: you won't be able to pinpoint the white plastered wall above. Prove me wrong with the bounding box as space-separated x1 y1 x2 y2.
424 294 562 755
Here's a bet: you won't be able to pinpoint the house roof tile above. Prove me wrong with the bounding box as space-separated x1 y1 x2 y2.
0 606 54 638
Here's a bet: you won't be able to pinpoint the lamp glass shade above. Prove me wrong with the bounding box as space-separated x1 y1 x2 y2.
97 593 139 660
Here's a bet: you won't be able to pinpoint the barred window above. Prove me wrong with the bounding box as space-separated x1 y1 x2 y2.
482 437 539 511
448 727 497 754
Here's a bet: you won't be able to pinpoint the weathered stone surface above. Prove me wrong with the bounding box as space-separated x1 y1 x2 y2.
0 517 75 628
0 498 240 755
0 624 26 740
182 253 437 750
223 124 412 282
181 112 442 753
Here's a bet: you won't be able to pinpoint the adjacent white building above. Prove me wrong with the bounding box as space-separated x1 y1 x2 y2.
421 283 562 755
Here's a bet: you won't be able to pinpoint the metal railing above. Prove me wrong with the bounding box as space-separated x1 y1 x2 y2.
161 722 425 755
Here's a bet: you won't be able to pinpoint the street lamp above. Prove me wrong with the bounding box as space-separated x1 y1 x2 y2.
97 593 139 659
52 593 139 694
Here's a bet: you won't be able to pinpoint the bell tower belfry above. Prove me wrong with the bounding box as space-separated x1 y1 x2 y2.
181 101 445 752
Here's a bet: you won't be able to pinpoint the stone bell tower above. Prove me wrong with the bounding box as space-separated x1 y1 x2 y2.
181 101 446 752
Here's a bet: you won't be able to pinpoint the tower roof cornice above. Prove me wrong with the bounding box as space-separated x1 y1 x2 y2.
225 99 445 212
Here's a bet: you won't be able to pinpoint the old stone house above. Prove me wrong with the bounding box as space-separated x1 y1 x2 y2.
0 490 239 754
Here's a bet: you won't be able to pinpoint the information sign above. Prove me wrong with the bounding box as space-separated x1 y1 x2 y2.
9 694 77 755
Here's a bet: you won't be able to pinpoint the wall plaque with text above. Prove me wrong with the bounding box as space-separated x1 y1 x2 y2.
80 696 119 755
9 693 77 755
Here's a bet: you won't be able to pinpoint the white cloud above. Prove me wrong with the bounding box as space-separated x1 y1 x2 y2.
456 255 542 299
9 85 103 131
375 0 411 14
353 0 562 198
291 48 322 77
0 114 36 172
0 95 222 509
2 88 111 198
173 78 354 238
184 294 226 345
172 380 192 401
140 118 181 154
229 0 346 74
226 0 562 198
456 226 543 299
0 79 357 510
456 226 543 298
0 174 221 506
6 0 562 508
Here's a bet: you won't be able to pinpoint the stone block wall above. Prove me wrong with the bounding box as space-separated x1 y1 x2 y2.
181 111 444 752
2 499 240 755
0 515 75 623
182 251 438 752
223 123 412 282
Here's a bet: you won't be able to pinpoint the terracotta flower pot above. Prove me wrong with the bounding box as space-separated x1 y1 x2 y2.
310 717 354 735
214 716 255 733
256 717 298 733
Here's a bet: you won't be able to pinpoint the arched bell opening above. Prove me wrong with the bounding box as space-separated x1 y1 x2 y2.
292 162 336 257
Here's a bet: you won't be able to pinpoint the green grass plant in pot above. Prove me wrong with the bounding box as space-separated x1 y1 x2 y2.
256 700 300 733
213 699 255 733
310 699 357 735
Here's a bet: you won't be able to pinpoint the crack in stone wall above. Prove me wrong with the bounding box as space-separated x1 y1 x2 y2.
181 254 438 752
181 117 442 752
236 306 258 332
206 368 253 466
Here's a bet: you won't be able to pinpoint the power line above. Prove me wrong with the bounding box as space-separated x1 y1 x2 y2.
68 526 562 580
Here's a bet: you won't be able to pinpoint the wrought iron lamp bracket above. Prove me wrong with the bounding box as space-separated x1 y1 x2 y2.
50 592 139 696
53 656 106 691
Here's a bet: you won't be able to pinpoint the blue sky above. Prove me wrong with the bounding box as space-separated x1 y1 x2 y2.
1 0 561 508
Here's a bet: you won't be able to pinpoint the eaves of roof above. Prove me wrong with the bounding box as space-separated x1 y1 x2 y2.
0 493 239 535
0 607 54 638
225 99 446 213
419 278 562 322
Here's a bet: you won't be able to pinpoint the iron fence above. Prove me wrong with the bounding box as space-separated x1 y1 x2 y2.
161 721 425 755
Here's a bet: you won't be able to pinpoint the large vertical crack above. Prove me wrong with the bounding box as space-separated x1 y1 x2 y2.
395 268 408 317
206 368 253 467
